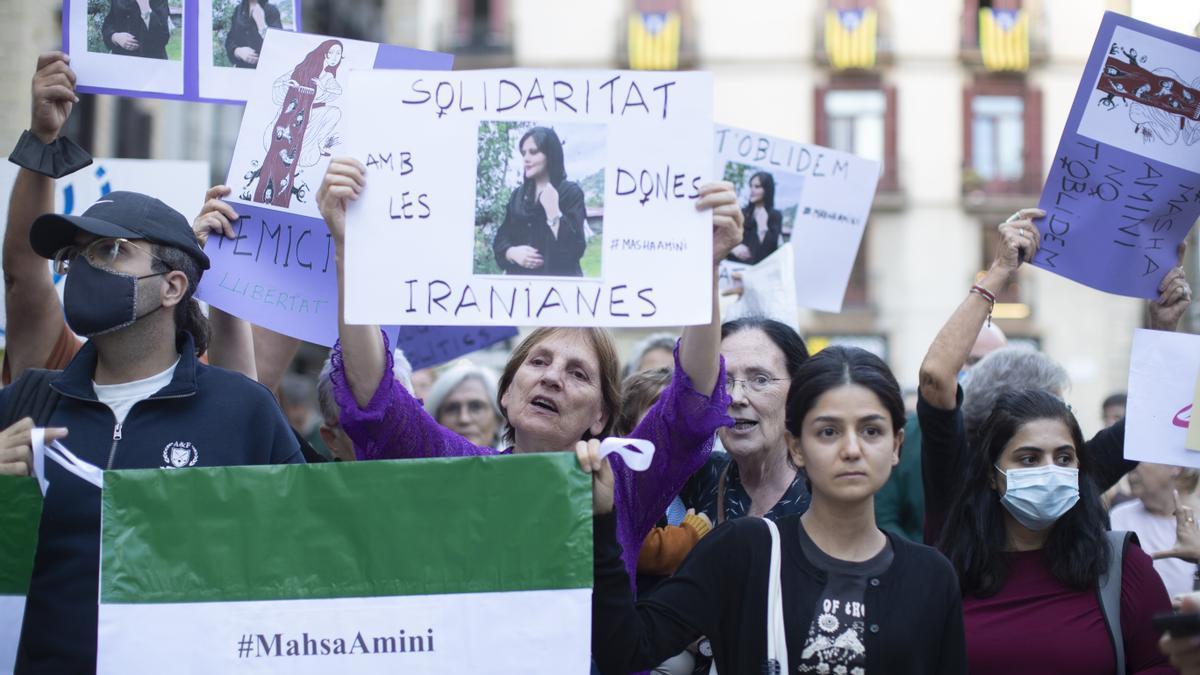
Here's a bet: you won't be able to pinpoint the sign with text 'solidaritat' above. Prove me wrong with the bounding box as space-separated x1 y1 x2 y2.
343 70 714 327
1033 12 1200 298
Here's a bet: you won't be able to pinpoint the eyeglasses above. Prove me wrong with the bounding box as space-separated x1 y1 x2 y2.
53 237 167 275
726 374 789 394
439 400 490 418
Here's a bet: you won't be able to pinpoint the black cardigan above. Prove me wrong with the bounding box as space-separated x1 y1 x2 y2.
592 512 967 675
492 181 588 277
224 0 283 67
726 205 782 265
101 0 171 60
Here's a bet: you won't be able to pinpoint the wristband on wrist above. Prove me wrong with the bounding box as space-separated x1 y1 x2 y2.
9 130 93 179
970 284 996 326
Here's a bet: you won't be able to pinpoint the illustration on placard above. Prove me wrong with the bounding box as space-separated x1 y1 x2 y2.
239 38 344 208
1096 41 1200 146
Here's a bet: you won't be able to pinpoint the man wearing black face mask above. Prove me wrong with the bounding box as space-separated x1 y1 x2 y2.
0 191 303 673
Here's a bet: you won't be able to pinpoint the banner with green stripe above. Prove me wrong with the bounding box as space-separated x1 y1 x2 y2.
0 475 41 672
97 453 593 674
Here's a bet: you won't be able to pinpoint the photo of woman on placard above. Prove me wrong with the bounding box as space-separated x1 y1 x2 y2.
240 38 343 208
728 171 783 265
223 0 283 68
100 0 172 60
492 127 588 277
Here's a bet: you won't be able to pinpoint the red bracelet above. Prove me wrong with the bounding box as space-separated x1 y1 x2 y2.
970 284 996 326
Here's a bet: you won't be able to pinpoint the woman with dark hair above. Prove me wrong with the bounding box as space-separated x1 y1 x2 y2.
937 389 1172 673
727 171 782 265
681 317 812 526
101 0 171 59
492 126 588 277
582 346 967 674
224 0 283 68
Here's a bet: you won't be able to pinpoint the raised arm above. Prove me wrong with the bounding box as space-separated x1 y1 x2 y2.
679 181 743 395
4 53 82 382
317 157 385 409
191 186 257 380
918 208 1042 410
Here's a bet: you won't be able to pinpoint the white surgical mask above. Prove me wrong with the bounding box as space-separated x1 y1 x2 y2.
995 464 1080 531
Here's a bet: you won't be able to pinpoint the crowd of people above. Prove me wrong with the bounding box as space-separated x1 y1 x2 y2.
5 50 1200 675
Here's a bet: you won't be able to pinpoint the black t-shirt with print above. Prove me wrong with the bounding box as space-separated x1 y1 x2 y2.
795 522 894 674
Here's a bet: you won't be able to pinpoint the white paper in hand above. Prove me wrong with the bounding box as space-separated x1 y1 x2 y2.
597 438 656 472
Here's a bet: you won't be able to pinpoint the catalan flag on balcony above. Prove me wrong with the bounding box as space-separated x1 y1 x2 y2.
979 7 1029 72
628 11 681 70
824 8 877 71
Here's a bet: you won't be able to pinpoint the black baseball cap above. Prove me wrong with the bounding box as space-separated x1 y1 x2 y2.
30 191 210 270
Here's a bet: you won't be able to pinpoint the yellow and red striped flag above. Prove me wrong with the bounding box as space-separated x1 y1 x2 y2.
979 7 1029 72
628 11 682 71
824 8 877 71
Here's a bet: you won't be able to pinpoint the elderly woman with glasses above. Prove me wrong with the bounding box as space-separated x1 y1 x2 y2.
680 317 812 526
316 157 744 591
423 360 505 449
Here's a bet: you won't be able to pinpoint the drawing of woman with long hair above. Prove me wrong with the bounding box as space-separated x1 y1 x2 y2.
241 39 344 208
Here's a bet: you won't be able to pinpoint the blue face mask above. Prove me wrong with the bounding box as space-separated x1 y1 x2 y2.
995 464 1080 531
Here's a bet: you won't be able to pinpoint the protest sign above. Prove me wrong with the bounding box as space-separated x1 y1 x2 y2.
0 476 41 674
1186 369 1200 452
1126 329 1200 469
196 30 452 345
96 455 592 674
340 69 715 328
714 125 879 313
1033 12 1200 298
721 243 800 331
0 159 210 349
63 0 305 103
394 325 517 371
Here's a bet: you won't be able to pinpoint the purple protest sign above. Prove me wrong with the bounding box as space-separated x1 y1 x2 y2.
395 326 519 371
196 34 452 345
1034 12 1200 298
63 0 312 104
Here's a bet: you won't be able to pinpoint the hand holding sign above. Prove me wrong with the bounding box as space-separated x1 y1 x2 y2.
1148 242 1193 332
316 156 366 249
996 208 1044 278
192 185 239 244
700 181 744 265
31 52 79 144
576 439 616 515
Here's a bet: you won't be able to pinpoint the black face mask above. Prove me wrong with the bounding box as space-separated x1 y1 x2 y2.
63 256 166 337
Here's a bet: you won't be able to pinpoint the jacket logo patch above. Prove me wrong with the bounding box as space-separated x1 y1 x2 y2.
162 441 199 469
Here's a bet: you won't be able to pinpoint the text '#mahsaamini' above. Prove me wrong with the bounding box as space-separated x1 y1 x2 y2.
237 629 436 659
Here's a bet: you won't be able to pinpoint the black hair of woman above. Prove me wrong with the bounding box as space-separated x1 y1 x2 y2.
748 171 776 212
937 388 1110 597
519 126 567 188
783 345 905 439
721 316 809 379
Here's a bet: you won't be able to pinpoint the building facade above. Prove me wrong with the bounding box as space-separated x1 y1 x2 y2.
3 0 1198 434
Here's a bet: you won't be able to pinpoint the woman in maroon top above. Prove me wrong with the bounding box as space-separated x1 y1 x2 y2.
938 389 1174 674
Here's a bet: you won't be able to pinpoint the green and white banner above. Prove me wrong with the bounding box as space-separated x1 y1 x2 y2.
0 476 41 674
97 454 593 674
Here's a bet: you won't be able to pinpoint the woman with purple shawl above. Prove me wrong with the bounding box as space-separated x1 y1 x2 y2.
316 157 743 589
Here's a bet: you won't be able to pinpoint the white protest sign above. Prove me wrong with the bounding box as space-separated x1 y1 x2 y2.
714 125 878 313
0 159 210 349
720 243 800 332
342 69 714 327
1126 328 1200 469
